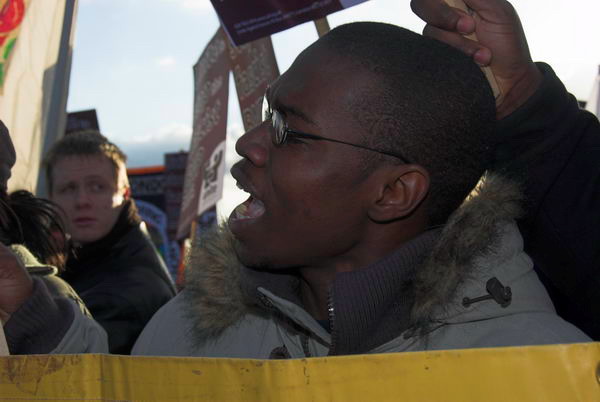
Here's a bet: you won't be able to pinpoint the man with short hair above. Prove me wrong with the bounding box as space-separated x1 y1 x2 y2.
44 131 175 354
131 21 589 357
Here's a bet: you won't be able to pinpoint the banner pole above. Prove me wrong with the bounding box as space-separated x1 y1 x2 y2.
444 0 502 102
314 17 331 37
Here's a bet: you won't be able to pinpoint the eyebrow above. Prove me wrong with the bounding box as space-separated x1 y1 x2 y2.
56 175 109 185
277 102 318 128
266 86 319 128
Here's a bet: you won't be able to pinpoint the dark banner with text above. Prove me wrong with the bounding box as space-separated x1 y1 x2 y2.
177 28 230 240
211 0 369 46
228 36 280 131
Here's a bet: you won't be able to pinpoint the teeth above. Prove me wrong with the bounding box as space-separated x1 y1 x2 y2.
234 203 248 218
247 198 265 218
231 198 265 221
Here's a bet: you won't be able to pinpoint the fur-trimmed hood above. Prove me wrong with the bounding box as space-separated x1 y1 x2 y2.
182 173 525 344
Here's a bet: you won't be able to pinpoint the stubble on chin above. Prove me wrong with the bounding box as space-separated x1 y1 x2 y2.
232 239 271 270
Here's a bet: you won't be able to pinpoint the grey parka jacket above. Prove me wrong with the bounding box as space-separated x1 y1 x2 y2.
132 174 589 357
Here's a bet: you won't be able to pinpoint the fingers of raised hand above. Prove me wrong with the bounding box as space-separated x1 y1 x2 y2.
422 24 491 65
0 244 33 318
411 0 476 34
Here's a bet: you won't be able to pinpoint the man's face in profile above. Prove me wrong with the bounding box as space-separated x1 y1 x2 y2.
228 44 379 269
50 154 127 245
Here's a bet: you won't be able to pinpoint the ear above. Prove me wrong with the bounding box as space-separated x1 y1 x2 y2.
122 186 131 201
115 186 131 206
367 165 430 222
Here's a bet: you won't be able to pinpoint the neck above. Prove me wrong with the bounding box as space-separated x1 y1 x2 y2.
299 268 336 321
298 222 425 321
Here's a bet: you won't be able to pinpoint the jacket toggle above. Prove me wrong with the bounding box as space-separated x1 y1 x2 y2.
462 277 512 308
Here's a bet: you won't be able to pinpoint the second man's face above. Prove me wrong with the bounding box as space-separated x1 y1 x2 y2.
50 154 127 245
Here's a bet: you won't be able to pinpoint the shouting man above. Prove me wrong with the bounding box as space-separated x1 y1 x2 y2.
132 22 588 357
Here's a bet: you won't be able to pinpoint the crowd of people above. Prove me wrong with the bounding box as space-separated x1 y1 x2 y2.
0 0 598 362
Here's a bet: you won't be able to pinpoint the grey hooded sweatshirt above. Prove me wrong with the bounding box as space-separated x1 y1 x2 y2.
132 174 589 358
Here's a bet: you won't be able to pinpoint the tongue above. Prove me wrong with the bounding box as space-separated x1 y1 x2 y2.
246 198 265 218
235 197 265 220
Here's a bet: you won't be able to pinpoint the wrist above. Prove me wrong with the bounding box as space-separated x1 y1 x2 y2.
4 276 34 316
496 64 543 119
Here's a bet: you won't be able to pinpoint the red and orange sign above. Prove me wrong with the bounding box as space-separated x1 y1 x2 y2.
0 0 29 90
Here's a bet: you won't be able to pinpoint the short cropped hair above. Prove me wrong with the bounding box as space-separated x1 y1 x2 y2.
44 130 128 193
318 22 496 225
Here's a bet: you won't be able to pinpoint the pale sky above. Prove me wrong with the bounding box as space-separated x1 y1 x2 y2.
67 0 600 219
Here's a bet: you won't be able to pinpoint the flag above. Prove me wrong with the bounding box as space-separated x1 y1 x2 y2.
0 0 77 193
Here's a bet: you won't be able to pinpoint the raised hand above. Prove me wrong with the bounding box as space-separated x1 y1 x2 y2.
0 243 33 323
410 0 542 118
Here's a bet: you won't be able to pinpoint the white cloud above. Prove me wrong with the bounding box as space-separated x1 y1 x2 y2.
180 0 212 11
116 123 192 167
123 123 192 144
117 119 246 220
156 56 177 68
161 0 213 14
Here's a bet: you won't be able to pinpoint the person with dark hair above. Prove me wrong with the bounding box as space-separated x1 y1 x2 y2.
410 0 600 340
43 131 176 354
4 190 68 270
131 21 588 357
0 121 107 354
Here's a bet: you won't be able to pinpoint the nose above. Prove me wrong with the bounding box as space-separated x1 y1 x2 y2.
74 188 91 209
235 121 270 167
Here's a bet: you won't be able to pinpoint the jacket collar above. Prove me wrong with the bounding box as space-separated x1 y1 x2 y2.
183 173 525 348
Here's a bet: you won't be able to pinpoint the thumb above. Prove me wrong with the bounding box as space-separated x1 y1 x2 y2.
0 243 33 317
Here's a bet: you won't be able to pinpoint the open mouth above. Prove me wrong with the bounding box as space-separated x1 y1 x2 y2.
231 195 266 221
229 165 266 224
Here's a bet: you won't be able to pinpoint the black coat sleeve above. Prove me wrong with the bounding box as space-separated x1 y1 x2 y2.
81 271 174 355
492 63 600 339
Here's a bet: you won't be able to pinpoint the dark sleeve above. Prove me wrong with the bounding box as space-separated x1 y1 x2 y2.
492 62 600 340
4 277 74 354
83 273 175 355
84 292 147 355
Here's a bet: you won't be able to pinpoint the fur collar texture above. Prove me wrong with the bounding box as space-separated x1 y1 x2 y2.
182 173 523 341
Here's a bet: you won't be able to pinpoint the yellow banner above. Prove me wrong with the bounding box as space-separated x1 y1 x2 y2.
0 343 599 401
